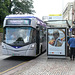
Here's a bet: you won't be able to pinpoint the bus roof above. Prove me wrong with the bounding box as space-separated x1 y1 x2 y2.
6 15 36 18
5 15 46 27
6 15 44 22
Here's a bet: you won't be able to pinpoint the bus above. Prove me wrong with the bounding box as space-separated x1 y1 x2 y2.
2 15 46 57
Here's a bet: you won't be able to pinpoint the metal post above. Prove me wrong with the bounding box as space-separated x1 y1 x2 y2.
74 0 75 22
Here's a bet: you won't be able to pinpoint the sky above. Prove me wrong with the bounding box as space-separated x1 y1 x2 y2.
33 0 74 19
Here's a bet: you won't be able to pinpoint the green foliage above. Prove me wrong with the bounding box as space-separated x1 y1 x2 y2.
12 0 35 14
0 0 35 26
0 27 3 33
0 0 10 25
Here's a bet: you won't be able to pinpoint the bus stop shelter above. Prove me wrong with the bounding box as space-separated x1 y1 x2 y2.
46 20 72 58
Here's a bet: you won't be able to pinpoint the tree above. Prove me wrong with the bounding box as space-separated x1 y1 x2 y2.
0 0 35 26
11 0 35 14
0 0 10 25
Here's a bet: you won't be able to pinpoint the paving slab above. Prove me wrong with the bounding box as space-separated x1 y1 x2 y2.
2 53 75 75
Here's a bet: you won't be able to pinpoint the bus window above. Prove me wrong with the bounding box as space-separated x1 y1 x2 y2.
30 29 36 43
32 29 36 42
4 27 36 46
40 26 46 42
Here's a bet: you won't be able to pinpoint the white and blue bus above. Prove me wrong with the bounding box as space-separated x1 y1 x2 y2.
2 15 46 56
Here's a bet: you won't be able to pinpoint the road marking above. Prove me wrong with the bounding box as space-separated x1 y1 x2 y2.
0 61 28 75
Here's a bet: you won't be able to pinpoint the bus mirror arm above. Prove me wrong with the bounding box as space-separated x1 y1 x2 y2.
36 26 39 30
42 36 44 39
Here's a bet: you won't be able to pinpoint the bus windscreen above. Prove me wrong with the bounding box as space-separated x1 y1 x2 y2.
4 27 36 46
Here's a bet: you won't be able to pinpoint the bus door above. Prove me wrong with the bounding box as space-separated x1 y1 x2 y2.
36 30 40 54
72 28 75 35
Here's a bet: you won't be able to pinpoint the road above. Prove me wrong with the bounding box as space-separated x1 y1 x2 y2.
0 44 34 74
0 43 2 56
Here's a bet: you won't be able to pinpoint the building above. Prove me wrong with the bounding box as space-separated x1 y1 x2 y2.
72 1 75 25
62 2 73 20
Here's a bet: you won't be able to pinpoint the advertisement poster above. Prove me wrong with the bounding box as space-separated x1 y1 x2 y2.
47 28 66 56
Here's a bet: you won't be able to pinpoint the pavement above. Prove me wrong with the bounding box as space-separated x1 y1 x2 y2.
0 42 1 45
2 52 75 75
0 43 2 56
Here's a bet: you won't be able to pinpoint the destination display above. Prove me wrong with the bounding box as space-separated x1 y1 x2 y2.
6 19 31 25
47 28 67 56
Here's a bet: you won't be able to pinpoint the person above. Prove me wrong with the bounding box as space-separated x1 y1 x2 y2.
48 30 63 47
68 35 75 60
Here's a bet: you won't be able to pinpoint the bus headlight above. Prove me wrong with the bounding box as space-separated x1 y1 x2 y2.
2 45 6 49
2 43 6 49
31 44 35 48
